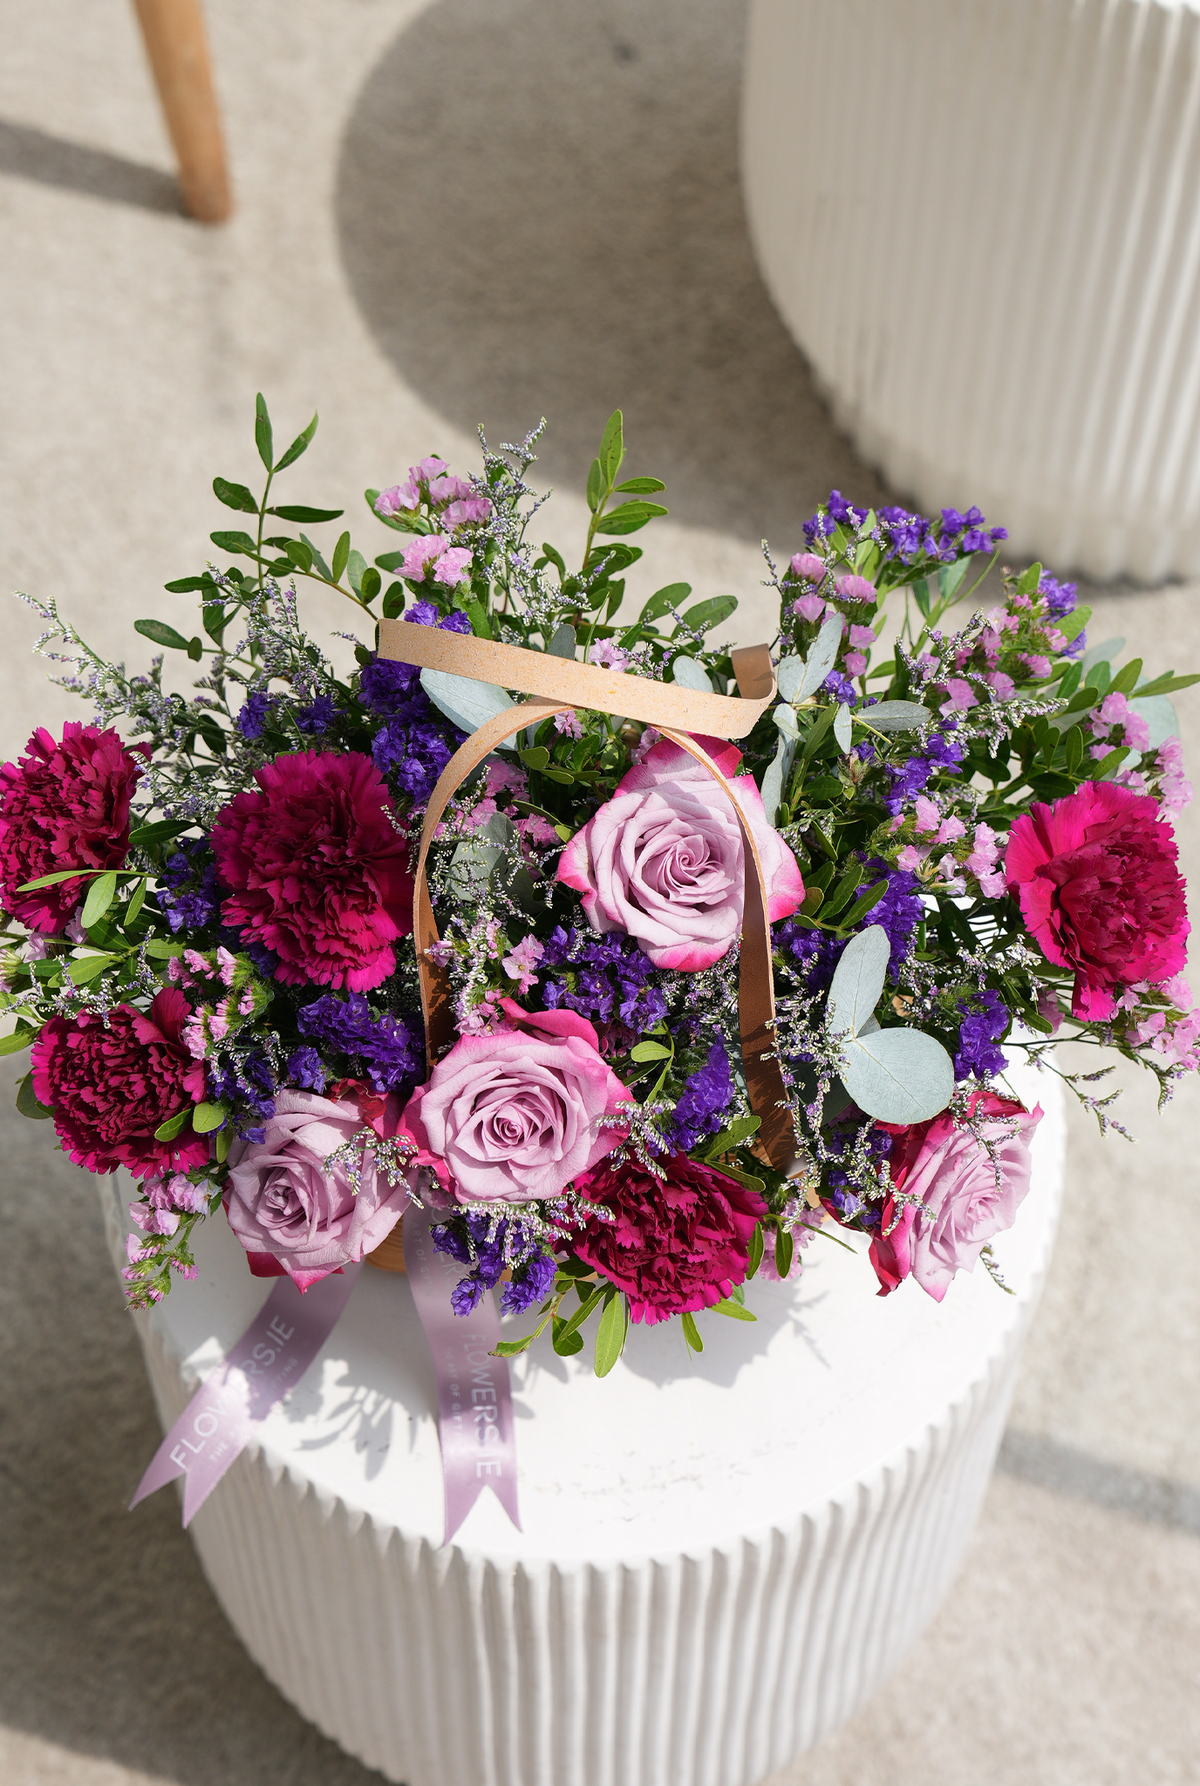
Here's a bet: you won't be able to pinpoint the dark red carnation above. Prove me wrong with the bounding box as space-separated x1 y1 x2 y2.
571 1153 767 1325
1005 780 1189 1019
31 988 208 1176
210 751 414 992
0 723 143 933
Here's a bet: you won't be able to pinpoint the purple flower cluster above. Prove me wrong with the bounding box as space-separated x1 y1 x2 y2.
539 926 668 1036
884 727 967 816
823 1122 893 1215
159 839 223 933
431 1213 557 1316
954 990 1010 1081
800 491 1005 567
1039 574 1085 657
777 860 923 994
668 1037 734 1152
206 1047 276 1142
296 991 423 1094
296 693 336 734
236 690 273 740
358 608 469 807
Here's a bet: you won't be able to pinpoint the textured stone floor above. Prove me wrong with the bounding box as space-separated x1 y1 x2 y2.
0 3 1197 1782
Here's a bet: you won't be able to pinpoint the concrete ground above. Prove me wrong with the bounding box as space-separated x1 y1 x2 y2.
0 2 1197 1781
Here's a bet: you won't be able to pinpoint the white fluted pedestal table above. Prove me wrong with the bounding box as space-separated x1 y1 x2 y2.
101 1065 1063 1786
742 0 1200 581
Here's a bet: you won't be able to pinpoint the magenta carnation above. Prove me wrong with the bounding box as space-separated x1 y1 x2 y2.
0 723 143 933
571 1153 767 1324
210 751 414 991
31 988 208 1176
1005 780 1189 1019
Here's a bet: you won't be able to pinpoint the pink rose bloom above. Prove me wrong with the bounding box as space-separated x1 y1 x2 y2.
225 1089 410 1290
0 722 144 933
1005 781 1189 1020
868 1091 1042 1300
556 735 805 971
789 552 827 583
211 752 414 992
834 574 876 602
31 988 208 1177
398 1000 633 1203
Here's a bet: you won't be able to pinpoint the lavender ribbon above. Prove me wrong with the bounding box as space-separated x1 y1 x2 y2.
130 1214 521 1544
130 1263 363 1526
402 1205 522 1543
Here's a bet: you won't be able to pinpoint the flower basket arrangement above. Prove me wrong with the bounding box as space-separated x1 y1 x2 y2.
4 402 1196 1521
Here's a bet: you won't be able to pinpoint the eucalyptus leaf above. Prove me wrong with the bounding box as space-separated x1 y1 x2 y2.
775 655 806 702
421 668 513 733
772 703 800 738
548 623 576 659
861 700 933 731
1128 693 1178 751
1082 636 1124 673
833 703 852 752
826 924 889 1038
761 730 795 827
671 656 713 693
797 612 845 701
840 1028 954 1124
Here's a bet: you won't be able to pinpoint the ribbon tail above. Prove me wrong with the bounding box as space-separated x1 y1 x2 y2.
402 1206 522 1546
129 1265 362 1527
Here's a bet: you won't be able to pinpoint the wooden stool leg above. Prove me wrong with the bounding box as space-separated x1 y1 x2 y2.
132 0 232 222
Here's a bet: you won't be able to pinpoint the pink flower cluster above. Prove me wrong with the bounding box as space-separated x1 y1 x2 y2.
165 946 257 1059
375 456 492 528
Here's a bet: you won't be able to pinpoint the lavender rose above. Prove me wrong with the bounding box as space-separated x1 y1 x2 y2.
868 1090 1042 1301
556 734 805 971
398 999 632 1203
224 1089 409 1289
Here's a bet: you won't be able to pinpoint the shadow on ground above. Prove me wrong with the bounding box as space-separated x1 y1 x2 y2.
336 0 891 547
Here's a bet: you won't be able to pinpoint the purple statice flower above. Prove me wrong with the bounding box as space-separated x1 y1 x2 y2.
372 719 457 807
296 693 336 734
206 1047 276 1141
500 1248 557 1315
358 632 467 808
297 992 423 1094
822 670 858 705
159 840 223 934
828 489 869 528
938 506 1007 556
802 510 837 546
539 926 668 1037
236 690 273 739
1038 574 1077 619
286 1045 327 1092
823 1121 893 1208
879 505 935 562
885 728 967 817
450 1274 486 1315
777 860 922 995
668 1037 734 1152
954 990 1010 1081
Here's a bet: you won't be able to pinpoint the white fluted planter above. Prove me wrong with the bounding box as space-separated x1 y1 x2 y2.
101 1065 1063 1786
742 0 1200 581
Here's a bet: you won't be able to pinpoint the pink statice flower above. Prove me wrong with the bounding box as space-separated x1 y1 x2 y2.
834 574 876 603
588 639 630 670
792 594 826 623
896 843 929 872
397 534 473 586
849 625 876 648
502 934 544 993
914 795 941 835
843 651 868 675
966 822 1005 896
1156 735 1193 812
554 711 584 739
374 479 421 518
789 552 827 583
986 672 1015 701
1022 654 1052 679
941 678 978 713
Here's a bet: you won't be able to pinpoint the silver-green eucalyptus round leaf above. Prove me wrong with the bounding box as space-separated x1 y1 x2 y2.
797 612 845 700
773 702 800 738
760 731 796 827
861 700 933 731
776 655 806 702
671 656 714 693
548 623 577 658
1082 637 1124 674
421 667 514 733
833 703 853 752
840 1028 955 1124
1128 693 1178 751
826 924 890 1038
